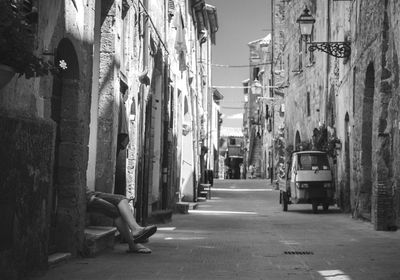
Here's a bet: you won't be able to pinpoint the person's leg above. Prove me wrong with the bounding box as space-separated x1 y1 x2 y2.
117 199 143 233
114 217 151 253
94 192 157 242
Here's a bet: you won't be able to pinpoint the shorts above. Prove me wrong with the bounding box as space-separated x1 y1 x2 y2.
87 192 127 218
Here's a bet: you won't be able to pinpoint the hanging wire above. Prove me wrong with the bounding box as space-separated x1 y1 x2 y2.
212 85 280 89
137 0 169 55
221 106 244 109
211 62 273 68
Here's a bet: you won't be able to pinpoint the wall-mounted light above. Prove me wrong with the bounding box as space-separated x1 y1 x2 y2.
297 7 351 58
138 68 150 86
251 79 263 95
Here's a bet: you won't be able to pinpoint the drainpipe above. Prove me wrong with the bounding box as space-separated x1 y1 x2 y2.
270 0 275 184
325 0 331 125
207 37 212 176
136 0 149 225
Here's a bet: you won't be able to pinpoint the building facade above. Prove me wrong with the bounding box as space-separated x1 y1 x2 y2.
274 0 400 230
0 0 218 278
244 34 285 181
219 127 244 179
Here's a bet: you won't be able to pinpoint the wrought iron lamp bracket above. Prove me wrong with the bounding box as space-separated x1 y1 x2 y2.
307 41 351 58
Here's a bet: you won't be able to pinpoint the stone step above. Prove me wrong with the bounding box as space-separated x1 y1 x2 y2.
199 191 209 198
147 209 173 224
199 183 212 199
48 252 72 268
175 202 198 214
83 226 117 257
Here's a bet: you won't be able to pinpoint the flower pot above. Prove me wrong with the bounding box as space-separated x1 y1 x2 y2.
0 64 16 89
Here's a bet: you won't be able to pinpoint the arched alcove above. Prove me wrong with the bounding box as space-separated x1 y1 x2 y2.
49 37 82 254
342 112 351 212
295 131 301 149
359 62 375 219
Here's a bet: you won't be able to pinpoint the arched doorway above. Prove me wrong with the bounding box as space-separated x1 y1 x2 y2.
359 62 375 219
295 131 301 150
49 38 81 254
114 81 129 196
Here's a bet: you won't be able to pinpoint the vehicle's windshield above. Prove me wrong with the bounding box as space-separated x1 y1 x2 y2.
297 153 330 170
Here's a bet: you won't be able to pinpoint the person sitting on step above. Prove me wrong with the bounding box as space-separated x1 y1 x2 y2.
86 187 157 254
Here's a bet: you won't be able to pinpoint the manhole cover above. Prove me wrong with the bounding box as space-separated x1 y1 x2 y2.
284 251 314 255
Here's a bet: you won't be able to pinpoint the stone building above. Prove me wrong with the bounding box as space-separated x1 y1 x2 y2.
244 34 285 181
0 0 218 278
219 127 244 179
274 0 400 230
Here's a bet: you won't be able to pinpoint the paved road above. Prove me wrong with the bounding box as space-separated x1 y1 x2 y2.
34 179 400 280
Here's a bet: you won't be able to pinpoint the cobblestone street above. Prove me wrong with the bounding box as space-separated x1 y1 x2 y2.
33 179 400 280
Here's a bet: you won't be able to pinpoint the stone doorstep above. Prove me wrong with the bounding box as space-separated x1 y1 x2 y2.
48 252 72 268
199 190 210 199
83 226 117 257
176 202 198 214
147 209 173 224
85 226 117 238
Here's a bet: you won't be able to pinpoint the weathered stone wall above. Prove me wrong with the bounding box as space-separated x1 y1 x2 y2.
330 1 356 214
279 0 328 146
332 0 400 229
280 0 400 229
0 115 55 279
125 1 141 202
46 1 94 253
95 0 121 194
388 0 400 229
0 0 95 274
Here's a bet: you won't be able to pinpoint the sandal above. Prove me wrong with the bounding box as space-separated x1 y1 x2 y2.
126 244 152 254
133 225 157 243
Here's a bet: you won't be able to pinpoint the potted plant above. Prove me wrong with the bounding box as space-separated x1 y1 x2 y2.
0 0 61 87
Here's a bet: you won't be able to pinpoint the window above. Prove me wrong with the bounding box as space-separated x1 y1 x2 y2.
253 67 260 80
306 92 311 116
229 138 236 145
298 153 330 170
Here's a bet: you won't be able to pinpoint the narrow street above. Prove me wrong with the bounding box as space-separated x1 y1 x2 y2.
34 179 400 280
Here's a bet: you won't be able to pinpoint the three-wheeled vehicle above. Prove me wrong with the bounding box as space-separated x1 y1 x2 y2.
279 150 335 213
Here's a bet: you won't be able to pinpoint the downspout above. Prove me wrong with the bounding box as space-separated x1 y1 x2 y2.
325 0 331 125
191 85 198 201
207 36 212 173
270 0 275 184
136 0 149 225
161 0 169 210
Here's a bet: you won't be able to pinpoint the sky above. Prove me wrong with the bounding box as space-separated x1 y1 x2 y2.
206 0 272 129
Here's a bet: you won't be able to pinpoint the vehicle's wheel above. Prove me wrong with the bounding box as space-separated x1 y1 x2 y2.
282 192 288 212
323 203 329 211
312 202 318 214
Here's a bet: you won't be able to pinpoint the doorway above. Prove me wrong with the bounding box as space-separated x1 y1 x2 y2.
49 38 80 254
359 62 375 219
295 131 301 150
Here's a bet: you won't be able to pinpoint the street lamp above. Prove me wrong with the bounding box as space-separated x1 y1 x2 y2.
251 79 263 95
297 7 351 58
